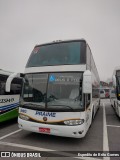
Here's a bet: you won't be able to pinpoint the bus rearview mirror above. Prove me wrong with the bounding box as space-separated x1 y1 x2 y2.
83 70 92 94
113 75 116 87
5 72 22 92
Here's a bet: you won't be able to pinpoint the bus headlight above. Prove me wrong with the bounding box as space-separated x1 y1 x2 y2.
64 119 84 125
19 114 30 121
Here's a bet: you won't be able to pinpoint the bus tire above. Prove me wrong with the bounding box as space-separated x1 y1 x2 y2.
114 102 116 110
92 107 94 120
99 100 101 106
90 107 94 127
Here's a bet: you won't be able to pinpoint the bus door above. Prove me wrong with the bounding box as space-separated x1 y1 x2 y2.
84 94 91 126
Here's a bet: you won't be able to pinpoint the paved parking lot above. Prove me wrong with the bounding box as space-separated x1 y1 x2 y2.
0 99 120 160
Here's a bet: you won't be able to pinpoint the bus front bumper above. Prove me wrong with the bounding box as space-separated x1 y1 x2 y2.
18 118 86 138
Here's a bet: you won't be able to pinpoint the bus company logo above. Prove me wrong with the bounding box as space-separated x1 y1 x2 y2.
35 111 56 117
49 75 55 82
0 98 14 103
20 109 27 113
43 117 47 121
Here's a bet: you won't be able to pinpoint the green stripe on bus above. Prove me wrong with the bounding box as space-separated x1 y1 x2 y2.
0 108 18 122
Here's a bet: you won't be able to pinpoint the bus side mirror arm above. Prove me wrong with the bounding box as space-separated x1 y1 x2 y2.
5 72 22 92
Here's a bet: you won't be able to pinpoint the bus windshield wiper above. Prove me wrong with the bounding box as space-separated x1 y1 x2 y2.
22 102 45 108
47 104 75 111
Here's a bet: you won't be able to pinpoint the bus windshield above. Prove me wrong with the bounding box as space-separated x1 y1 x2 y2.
21 73 83 111
26 41 86 67
116 71 120 86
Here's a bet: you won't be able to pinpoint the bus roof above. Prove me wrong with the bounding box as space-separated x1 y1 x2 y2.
34 39 86 48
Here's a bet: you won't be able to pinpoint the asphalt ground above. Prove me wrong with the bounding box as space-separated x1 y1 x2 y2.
0 99 120 160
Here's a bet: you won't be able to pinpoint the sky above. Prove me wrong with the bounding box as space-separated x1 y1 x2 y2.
0 0 120 81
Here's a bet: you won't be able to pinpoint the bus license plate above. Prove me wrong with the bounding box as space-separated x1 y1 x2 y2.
39 128 50 133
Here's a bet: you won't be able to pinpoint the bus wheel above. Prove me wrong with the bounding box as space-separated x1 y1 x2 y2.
99 100 101 106
92 107 94 120
114 102 116 109
90 107 94 127
111 102 113 107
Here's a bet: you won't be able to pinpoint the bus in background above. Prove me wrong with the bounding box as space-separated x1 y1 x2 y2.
110 66 120 117
18 39 100 138
100 88 110 99
0 69 22 122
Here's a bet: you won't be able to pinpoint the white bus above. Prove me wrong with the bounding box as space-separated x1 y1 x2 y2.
18 39 100 138
110 66 120 117
0 69 22 122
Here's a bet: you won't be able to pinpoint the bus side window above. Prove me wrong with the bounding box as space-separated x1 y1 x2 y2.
10 78 22 95
0 82 5 95
0 75 8 95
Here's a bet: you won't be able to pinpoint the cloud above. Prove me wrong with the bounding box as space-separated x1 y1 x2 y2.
0 0 120 80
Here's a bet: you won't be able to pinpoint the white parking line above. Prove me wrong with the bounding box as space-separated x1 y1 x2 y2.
0 141 54 151
103 103 110 160
107 125 120 128
0 129 22 140
0 141 101 160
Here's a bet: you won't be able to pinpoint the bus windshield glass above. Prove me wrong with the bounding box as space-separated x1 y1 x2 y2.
26 41 86 67
116 70 120 85
21 73 83 111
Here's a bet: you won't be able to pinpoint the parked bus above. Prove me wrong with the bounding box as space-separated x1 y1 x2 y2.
110 66 120 117
18 39 100 138
0 69 22 122
100 88 110 98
